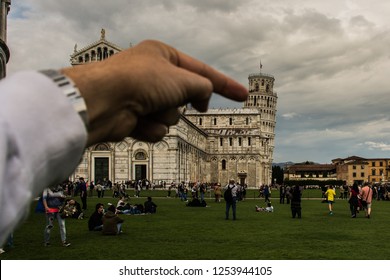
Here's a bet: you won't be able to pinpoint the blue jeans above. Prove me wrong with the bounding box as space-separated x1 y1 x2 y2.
117 223 123 233
44 212 66 243
225 197 237 220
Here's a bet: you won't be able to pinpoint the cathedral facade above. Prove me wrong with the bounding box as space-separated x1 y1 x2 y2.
71 30 277 187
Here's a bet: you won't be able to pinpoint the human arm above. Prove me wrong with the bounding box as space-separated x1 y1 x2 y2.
0 72 87 245
42 192 50 213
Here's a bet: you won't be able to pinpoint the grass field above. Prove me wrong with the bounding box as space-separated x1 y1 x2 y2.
1 189 390 260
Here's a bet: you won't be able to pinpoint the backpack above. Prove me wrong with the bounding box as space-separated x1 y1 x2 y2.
44 188 65 208
35 197 45 213
224 185 233 202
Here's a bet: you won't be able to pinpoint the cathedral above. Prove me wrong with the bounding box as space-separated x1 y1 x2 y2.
70 30 277 187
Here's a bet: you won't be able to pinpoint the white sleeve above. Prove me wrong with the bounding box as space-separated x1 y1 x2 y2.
0 71 88 245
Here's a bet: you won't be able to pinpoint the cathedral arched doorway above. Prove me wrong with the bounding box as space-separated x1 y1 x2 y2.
91 143 111 183
94 157 109 184
134 164 147 181
133 150 148 181
238 171 247 186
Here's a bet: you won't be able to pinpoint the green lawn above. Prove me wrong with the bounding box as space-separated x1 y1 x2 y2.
1 189 390 260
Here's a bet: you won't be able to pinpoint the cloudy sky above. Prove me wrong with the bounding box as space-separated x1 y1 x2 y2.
6 0 390 164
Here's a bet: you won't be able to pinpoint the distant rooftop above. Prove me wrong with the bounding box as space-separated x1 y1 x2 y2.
286 164 336 172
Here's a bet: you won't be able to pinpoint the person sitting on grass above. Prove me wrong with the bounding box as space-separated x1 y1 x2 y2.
255 202 274 212
102 204 124 235
144 197 157 214
88 203 104 231
186 197 207 207
116 196 130 212
115 197 143 215
63 199 83 219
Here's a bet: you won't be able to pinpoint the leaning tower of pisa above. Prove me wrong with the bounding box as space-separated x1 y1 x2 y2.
244 66 278 183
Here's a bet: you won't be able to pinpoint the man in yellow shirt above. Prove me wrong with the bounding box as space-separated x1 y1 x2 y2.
324 186 336 215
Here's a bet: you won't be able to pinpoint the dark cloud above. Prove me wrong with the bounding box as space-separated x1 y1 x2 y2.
181 0 252 13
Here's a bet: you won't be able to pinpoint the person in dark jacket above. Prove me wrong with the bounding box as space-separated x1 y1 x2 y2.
144 197 157 213
88 203 104 231
79 177 88 211
102 205 124 235
349 184 360 218
279 185 286 204
290 185 302 219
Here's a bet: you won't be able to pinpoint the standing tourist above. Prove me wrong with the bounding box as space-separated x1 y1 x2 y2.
112 183 120 198
200 183 207 202
263 185 271 202
89 180 95 197
290 185 302 219
42 185 71 247
79 177 88 211
242 184 247 200
285 185 291 204
324 185 336 215
214 183 222 202
135 180 142 197
279 185 286 204
102 178 111 197
349 184 360 218
96 181 103 198
224 179 238 220
360 183 373 218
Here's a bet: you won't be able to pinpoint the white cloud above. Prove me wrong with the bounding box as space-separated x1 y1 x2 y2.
364 142 390 151
281 113 299 120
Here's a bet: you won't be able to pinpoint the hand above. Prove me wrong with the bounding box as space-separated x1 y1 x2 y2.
61 40 248 146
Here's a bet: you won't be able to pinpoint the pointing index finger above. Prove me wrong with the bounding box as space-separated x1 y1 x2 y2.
171 47 249 102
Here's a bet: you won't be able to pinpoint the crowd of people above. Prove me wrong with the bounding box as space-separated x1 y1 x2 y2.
28 178 251 249
2 175 386 253
34 180 160 249
275 182 386 219
166 180 248 203
41 178 387 224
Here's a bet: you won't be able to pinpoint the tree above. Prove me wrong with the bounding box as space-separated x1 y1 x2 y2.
272 165 284 185
283 179 345 187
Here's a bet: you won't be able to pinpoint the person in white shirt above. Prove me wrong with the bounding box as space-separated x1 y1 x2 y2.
255 202 274 212
0 40 248 246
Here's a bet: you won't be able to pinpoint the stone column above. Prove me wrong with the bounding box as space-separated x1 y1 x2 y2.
0 1 11 43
